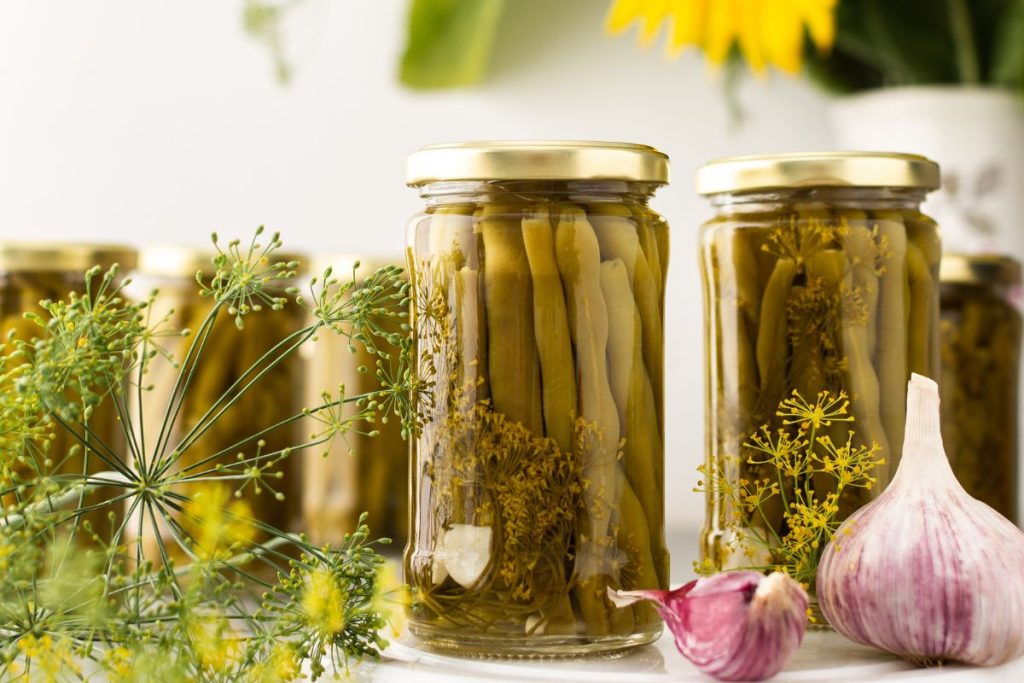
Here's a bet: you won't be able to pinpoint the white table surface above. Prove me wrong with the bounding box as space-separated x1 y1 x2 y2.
355 528 1024 682
360 630 1024 682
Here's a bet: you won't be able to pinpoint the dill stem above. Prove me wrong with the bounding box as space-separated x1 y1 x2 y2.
156 324 318 480
171 391 379 478
150 304 222 469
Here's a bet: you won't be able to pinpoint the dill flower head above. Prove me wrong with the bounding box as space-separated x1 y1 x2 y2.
183 485 257 561
606 0 837 74
188 613 243 674
303 567 348 638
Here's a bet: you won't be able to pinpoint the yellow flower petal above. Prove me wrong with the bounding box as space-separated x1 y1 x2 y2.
607 0 836 73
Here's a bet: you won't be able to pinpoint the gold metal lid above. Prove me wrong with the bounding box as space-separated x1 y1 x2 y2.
940 254 1022 286
696 152 941 195
138 245 306 278
0 241 137 272
406 140 669 185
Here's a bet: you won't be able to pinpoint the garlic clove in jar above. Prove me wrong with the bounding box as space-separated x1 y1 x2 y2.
610 571 808 681
438 524 492 589
817 374 1024 666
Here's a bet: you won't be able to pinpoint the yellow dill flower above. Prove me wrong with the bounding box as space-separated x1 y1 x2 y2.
247 642 300 682
189 613 242 673
183 484 256 561
373 560 409 638
605 0 837 74
103 646 134 682
16 634 81 681
303 567 347 638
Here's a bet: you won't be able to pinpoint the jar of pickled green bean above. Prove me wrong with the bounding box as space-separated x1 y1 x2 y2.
128 246 307 566
696 153 942 579
302 254 409 548
939 254 1021 524
0 242 137 541
405 141 670 655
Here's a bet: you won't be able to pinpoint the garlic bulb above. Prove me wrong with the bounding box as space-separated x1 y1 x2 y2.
610 571 808 681
817 373 1024 666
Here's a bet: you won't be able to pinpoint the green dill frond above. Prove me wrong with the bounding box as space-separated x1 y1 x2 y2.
0 229 414 680
701 389 884 589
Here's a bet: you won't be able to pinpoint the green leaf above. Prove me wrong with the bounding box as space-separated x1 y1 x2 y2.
990 0 1024 91
399 0 507 89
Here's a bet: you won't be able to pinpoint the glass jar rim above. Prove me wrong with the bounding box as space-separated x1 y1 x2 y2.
696 151 940 196
0 241 137 273
406 140 669 186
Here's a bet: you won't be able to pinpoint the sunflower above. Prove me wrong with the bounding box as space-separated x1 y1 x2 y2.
606 0 837 74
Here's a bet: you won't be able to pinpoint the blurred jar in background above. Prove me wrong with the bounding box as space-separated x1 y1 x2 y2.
0 242 137 541
128 246 306 563
939 254 1022 524
301 255 409 548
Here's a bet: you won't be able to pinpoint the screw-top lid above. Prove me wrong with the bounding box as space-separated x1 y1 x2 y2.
696 151 940 195
0 241 137 273
940 254 1022 286
406 140 669 186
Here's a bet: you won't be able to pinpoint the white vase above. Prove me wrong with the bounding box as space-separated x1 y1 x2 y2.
830 86 1024 260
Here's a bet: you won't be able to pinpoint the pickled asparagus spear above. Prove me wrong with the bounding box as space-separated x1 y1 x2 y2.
589 205 664 427
479 206 543 434
755 258 797 405
834 242 890 503
906 243 934 377
599 259 666 585
519 212 580 636
630 205 665 307
522 211 577 452
905 213 941 374
874 212 909 467
616 468 661 626
555 206 622 632
715 228 760 423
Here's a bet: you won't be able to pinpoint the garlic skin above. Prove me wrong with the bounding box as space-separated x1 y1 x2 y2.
610 571 808 681
817 374 1024 666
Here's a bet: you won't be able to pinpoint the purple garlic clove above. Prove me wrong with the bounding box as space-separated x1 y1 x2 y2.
610 571 808 681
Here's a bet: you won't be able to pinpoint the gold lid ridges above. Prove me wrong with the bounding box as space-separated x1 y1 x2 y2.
406 140 669 185
940 254 1022 286
0 241 137 273
697 151 941 195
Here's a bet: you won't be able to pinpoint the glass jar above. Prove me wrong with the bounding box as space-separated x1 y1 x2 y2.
939 255 1021 524
0 242 138 540
301 254 409 548
128 246 307 564
696 153 942 576
404 141 670 655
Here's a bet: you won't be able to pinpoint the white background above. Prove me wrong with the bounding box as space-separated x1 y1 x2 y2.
0 0 834 531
